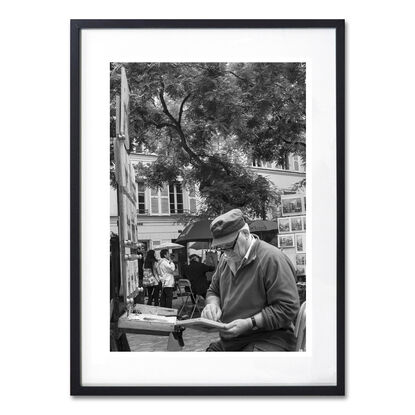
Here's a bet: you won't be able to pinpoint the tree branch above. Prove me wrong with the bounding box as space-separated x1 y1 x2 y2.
226 71 254 87
158 90 178 126
158 89 203 166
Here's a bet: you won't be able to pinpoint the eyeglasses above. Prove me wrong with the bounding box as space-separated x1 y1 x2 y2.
216 232 240 253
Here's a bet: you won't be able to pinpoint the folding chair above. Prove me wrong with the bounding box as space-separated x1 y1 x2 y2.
295 301 306 351
176 279 202 319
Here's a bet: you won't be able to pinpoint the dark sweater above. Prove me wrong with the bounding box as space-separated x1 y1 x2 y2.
207 239 299 332
183 261 215 296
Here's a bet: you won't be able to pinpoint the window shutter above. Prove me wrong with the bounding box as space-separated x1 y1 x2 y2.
150 188 159 214
161 198 169 214
160 185 170 214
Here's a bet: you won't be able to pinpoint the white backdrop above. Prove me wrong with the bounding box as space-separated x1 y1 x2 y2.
81 27 335 387
1 0 414 413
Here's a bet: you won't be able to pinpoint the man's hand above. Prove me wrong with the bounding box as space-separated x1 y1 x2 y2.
220 319 251 339
201 303 222 321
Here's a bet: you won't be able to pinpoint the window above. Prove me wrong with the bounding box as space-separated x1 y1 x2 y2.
169 183 183 214
137 182 146 214
293 155 300 171
252 158 273 169
150 185 170 215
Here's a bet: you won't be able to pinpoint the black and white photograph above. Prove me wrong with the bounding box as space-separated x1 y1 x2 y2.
6 0 415 408
295 233 306 253
290 216 303 232
278 217 291 233
277 234 296 249
296 266 306 277
281 194 305 216
296 253 306 266
71 20 345 394
110 62 307 353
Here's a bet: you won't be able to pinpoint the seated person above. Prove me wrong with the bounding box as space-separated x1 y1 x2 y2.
183 253 214 301
202 208 300 352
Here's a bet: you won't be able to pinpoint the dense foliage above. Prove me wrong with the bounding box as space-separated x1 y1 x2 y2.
110 62 305 219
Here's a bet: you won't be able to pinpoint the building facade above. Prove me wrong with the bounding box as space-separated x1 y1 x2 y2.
110 151 306 251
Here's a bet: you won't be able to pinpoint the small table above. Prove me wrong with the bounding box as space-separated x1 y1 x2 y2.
115 304 184 351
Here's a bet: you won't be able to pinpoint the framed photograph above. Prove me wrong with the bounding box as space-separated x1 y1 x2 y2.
71 19 345 395
302 215 306 230
295 233 307 253
290 216 303 232
281 194 305 216
296 265 306 276
296 253 306 266
278 234 295 249
277 217 291 233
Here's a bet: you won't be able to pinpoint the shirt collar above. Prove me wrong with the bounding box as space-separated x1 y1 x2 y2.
242 234 258 266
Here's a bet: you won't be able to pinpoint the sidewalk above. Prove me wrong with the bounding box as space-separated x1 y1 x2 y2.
127 328 219 352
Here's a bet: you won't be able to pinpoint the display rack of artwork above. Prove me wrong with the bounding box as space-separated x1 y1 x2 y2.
114 67 140 301
278 193 306 276
278 215 306 233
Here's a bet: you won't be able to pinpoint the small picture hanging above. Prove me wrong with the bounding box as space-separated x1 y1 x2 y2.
291 217 303 232
278 217 291 233
296 233 306 253
278 234 295 248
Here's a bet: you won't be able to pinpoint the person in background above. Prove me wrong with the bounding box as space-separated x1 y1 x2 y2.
158 249 176 308
137 251 144 282
202 208 300 352
170 251 180 280
134 251 145 304
143 250 161 306
183 253 215 302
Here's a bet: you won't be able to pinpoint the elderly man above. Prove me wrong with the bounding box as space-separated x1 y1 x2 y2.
202 209 300 351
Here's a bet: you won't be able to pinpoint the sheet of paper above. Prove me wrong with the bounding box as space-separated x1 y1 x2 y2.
127 313 177 324
176 317 226 332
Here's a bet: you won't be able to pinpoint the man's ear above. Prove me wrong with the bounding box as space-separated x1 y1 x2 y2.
241 229 250 240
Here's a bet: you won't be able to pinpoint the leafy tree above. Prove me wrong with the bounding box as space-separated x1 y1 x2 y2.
110 62 305 219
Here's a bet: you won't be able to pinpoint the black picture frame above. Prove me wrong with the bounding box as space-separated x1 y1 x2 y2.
71 19 345 396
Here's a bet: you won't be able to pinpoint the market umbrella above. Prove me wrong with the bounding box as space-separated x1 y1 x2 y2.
188 241 211 250
175 219 213 243
153 242 185 250
248 220 278 233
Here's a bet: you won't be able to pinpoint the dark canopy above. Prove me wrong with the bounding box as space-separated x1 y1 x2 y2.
176 219 213 243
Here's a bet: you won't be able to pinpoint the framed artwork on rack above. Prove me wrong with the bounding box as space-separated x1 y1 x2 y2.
281 194 305 216
290 216 303 232
71 19 345 396
277 217 291 233
296 253 306 266
278 234 295 249
295 233 307 253
296 265 306 276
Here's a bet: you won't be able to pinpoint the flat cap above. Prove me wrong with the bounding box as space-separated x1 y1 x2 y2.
210 209 246 248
